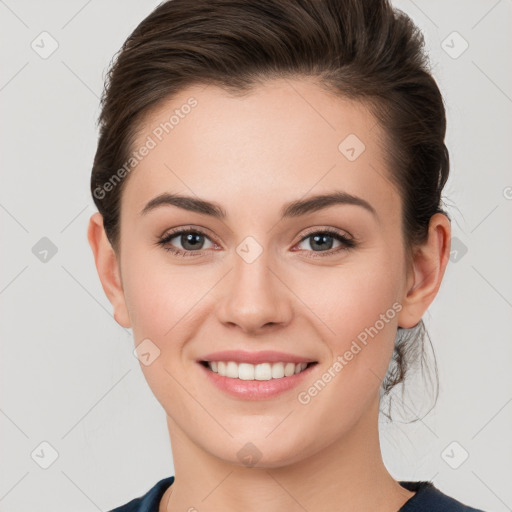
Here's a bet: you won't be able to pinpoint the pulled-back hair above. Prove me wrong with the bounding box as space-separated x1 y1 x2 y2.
91 0 449 420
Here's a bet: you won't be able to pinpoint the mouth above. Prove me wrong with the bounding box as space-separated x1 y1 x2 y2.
196 350 319 400
198 359 318 400
199 360 318 381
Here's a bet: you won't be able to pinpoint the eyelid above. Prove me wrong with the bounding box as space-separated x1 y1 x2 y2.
159 225 219 243
296 225 354 243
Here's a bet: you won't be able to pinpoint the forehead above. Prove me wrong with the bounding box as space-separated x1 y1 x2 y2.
123 78 399 222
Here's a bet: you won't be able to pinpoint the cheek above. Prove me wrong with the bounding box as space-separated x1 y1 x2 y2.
291 256 403 431
295 251 404 370
121 248 218 354
120 254 207 400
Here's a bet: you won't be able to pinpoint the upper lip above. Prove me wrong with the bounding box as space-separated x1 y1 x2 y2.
198 350 316 365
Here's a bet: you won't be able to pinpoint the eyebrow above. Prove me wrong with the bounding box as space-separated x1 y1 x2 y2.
140 190 377 219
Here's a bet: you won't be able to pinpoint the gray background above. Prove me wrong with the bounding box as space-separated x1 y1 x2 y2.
1 1 511 511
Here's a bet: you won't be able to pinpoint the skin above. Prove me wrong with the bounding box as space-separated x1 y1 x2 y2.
88 78 450 512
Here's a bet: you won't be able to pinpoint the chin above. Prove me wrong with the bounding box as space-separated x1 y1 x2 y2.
206 434 313 470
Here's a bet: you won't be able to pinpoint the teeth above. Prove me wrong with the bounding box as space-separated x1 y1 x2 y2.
206 361 309 380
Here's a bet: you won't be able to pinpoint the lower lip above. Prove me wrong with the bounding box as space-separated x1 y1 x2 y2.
198 362 317 400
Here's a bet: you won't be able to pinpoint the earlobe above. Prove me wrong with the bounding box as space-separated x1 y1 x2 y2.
87 212 131 328
397 213 451 329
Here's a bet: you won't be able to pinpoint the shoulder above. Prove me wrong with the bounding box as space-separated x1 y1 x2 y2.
107 476 175 512
399 481 487 511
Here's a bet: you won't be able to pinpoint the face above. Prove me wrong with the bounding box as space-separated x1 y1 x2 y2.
109 78 414 467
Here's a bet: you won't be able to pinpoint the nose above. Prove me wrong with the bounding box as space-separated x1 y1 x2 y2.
216 247 294 334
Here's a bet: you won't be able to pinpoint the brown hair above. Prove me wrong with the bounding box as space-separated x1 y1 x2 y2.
91 0 449 420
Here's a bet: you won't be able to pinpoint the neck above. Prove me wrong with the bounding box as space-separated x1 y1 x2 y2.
160 393 414 512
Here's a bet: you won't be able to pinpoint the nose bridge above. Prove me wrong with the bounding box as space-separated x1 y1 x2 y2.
217 236 292 331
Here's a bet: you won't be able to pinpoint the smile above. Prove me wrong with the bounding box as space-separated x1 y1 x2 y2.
201 360 316 380
198 360 319 400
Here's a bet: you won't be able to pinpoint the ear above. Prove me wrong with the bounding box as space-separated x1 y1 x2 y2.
397 213 451 329
87 212 131 328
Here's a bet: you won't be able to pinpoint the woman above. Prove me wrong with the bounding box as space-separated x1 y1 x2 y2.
87 0 486 510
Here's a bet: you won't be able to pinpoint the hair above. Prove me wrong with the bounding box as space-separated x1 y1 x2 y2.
90 0 450 421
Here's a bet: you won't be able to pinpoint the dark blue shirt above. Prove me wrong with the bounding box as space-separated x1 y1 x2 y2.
108 476 486 511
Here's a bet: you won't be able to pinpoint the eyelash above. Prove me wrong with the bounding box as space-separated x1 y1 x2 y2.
156 226 356 259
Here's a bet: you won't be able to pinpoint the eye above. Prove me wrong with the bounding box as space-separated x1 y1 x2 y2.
294 228 356 257
157 228 215 257
156 226 356 258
